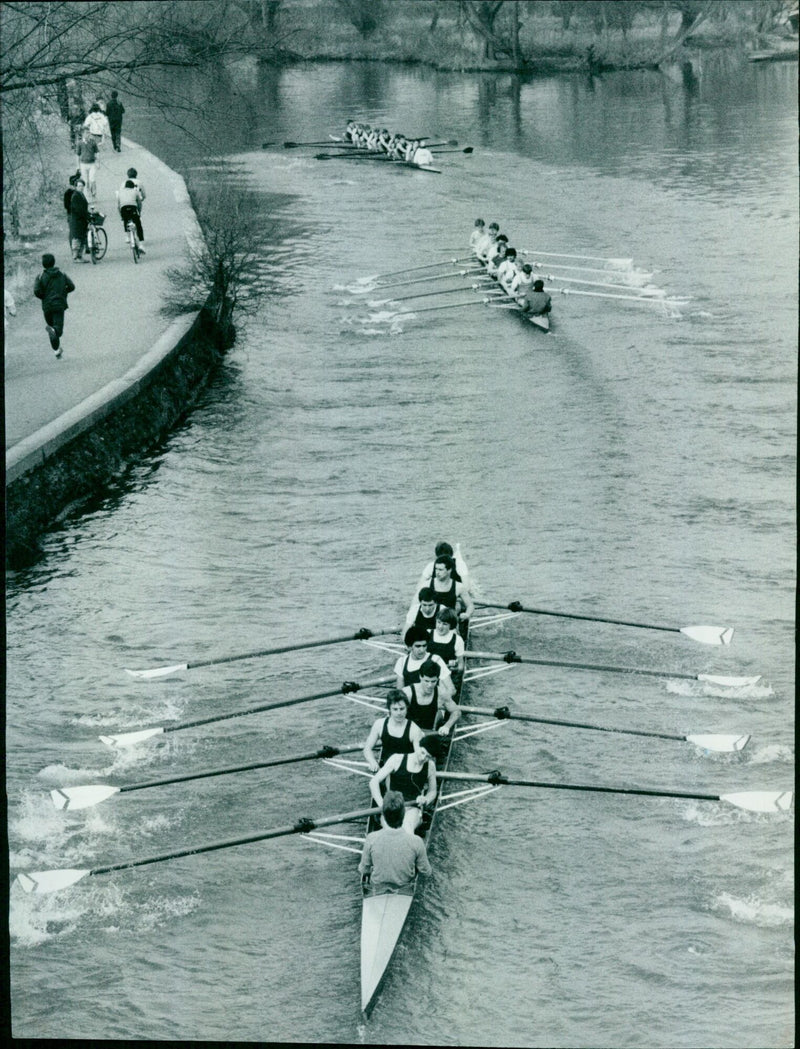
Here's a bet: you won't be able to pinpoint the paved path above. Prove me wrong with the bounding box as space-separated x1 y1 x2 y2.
4 137 203 451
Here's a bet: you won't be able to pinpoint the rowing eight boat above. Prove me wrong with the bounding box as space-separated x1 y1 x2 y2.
328 134 442 174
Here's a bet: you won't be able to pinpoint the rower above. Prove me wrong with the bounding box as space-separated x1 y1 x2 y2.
362 689 424 773
377 128 392 152
411 141 434 166
470 218 485 252
521 278 552 317
344 120 358 143
415 541 472 596
403 658 461 737
359 790 432 895
496 247 519 292
368 734 447 835
428 555 474 625
394 625 454 698
427 606 465 678
474 221 499 262
511 262 534 301
403 586 440 635
486 240 508 277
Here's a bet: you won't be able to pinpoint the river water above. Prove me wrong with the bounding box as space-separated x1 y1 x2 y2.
7 55 795 1047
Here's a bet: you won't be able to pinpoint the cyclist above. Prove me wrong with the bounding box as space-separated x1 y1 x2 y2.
115 179 145 254
124 168 146 213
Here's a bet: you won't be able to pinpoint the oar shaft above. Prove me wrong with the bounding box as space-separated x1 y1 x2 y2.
438 772 722 804
184 629 395 671
466 649 704 682
475 601 681 634
88 807 379 878
460 705 683 743
400 300 486 316
372 258 472 280
119 743 364 794
389 285 481 303
163 676 394 734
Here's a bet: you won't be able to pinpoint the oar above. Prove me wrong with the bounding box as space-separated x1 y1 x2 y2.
124 627 397 679
520 250 634 269
365 268 480 291
474 601 734 646
315 152 395 161
51 742 365 811
554 287 687 306
284 139 350 148
464 650 760 687
438 772 792 814
525 258 655 283
398 299 492 317
373 284 485 305
430 147 473 154
370 257 473 280
538 273 665 295
99 675 395 747
16 805 380 894
460 704 750 753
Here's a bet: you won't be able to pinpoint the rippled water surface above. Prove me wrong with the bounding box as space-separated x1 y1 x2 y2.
7 56 795 1046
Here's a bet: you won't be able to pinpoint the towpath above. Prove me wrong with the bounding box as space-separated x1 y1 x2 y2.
4 137 204 452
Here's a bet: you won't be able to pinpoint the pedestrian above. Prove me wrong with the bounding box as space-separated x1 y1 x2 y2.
82 103 111 148
78 131 99 200
63 170 80 245
4 287 17 357
69 98 86 155
33 254 75 359
69 178 91 262
106 90 125 151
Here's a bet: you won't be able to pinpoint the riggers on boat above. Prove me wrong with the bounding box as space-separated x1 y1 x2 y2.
329 131 442 174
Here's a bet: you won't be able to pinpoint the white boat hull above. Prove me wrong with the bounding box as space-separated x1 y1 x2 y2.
361 891 414 1014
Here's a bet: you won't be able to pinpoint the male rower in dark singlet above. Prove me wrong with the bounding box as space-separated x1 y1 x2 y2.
403 586 440 635
368 734 446 834
427 606 465 679
394 625 454 697
403 658 462 736
362 690 424 773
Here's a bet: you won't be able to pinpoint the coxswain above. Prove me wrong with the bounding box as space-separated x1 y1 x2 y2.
394 625 454 697
496 247 520 292
362 689 424 773
368 734 446 835
521 278 552 316
359 790 432 896
403 658 462 736
404 586 440 635
470 218 485 251
427 607 465 678
428 555 474 624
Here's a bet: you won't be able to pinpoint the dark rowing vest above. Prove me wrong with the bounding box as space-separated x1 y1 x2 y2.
429 571 457 609
414 606 438 635
379 717 414 766
428 631 457 664
407 682 439 731
401 653 426 686
389 754 429 803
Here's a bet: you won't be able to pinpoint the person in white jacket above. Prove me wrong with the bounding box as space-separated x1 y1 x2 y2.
83 103 111 147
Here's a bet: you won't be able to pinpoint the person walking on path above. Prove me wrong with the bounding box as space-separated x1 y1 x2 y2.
33 254 75 359
69 178 91 261
78 132 99 200
83 103 111 148
106 91 125 151
5 288 17 356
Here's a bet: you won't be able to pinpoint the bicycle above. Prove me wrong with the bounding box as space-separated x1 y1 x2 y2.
125 219 141 263
86 208 108 264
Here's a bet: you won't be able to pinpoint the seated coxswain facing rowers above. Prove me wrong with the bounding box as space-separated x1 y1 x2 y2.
368 733 448 835
520 278 552 317
359 790 432 896
402 657 461 737
362 689 424 773
394 625 455 698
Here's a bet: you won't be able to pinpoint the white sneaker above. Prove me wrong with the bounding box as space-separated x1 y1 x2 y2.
138 246 146 254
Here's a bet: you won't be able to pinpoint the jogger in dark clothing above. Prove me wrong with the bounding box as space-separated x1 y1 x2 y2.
33 254 75 358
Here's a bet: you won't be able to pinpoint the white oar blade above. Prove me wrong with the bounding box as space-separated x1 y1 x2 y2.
697 673 761 687
681 625 734 645
124 663 188 680
720 791 793 814
16 869 91 894
51 785 121 811
99 727 164 748
685 733 751 753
